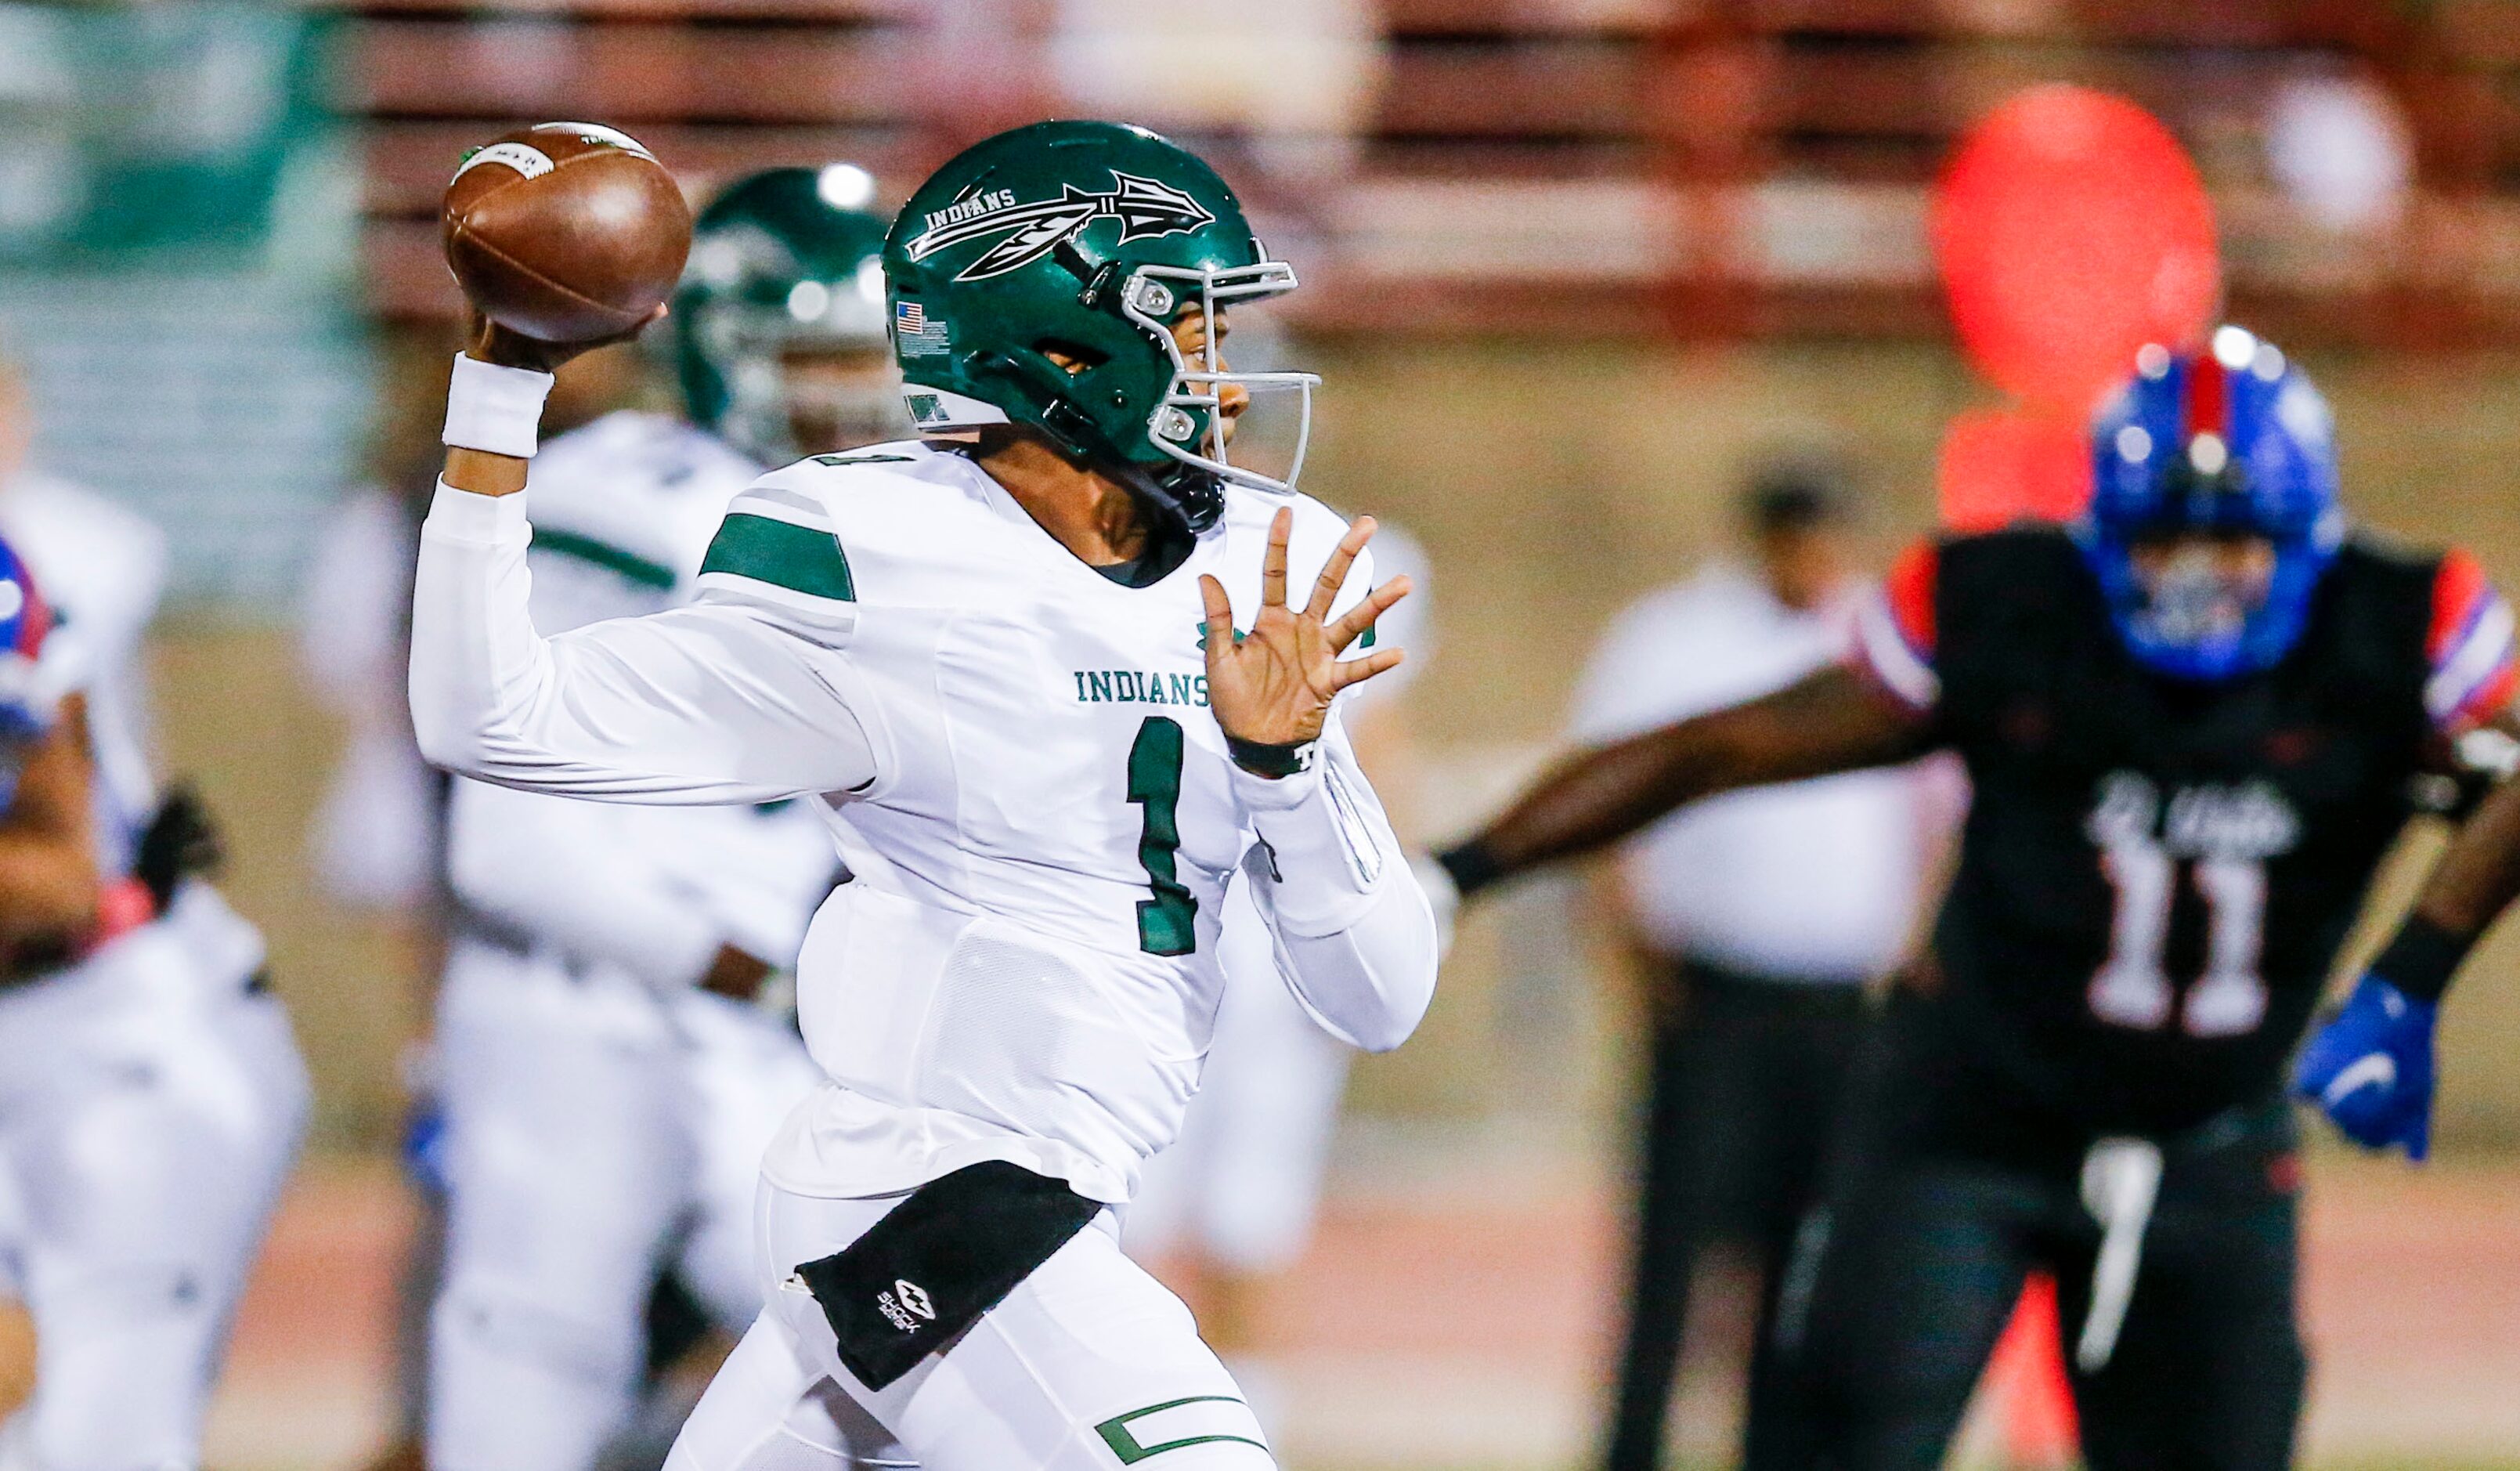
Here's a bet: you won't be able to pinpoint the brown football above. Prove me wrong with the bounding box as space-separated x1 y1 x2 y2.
441 121 692 343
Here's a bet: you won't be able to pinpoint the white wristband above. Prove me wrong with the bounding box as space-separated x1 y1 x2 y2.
442 353 554 459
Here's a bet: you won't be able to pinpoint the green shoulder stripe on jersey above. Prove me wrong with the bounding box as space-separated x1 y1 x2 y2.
699 513 855 602
532 528 677 592
808 453 915 468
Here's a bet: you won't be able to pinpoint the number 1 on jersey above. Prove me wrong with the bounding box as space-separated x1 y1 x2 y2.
1127 717 1197 956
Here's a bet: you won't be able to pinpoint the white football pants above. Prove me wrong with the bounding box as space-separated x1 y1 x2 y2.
428 938 824 1471
0 888 310 1471
1125 884 1348 1276
666 1181 1273 1471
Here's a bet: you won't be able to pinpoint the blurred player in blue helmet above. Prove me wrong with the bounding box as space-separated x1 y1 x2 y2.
0 522 308 1470
2081 325 2345 683
0 538 56 760
1431 328 2520 1470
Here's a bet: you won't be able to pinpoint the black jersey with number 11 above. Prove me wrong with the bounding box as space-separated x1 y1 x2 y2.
1850 525 2517 1137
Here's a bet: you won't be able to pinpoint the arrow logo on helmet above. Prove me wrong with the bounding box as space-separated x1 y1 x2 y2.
905 172 1216 283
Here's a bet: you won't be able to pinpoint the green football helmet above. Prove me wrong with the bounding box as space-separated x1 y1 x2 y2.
884 120 1316 531
670 164 903 463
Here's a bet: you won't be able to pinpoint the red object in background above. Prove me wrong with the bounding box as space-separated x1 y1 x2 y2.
1937 406 2092 529
1987 1274 2081 1467
1933 85 2221 419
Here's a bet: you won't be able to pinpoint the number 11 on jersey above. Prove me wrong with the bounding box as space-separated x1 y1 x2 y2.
2090 833 2269 1039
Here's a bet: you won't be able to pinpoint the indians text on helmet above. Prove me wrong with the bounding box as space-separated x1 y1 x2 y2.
904 172 1217 283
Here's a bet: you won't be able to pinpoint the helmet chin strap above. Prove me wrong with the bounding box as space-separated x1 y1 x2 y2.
1045 432 1220 543
1141 460 1225 537
971 348 1225 538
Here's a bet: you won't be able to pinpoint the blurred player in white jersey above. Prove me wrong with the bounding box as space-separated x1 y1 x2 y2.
0 359 309 1470
1124 524 1429 1412
424 166 908 1471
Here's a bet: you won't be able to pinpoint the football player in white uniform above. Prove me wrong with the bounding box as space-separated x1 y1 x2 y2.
424 168 904 1471
0 361 309 1471
412 121 1438 1469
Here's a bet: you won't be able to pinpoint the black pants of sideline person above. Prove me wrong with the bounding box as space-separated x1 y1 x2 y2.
1603 957 1872 1471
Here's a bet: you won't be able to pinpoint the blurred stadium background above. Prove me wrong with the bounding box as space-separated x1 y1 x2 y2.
10 1 2520 1466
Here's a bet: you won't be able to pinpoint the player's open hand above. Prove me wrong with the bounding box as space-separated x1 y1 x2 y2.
1201 508 1410 763
464 305 665 375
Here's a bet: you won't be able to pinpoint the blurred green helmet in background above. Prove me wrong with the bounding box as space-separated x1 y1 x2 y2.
670 164 902 464
884 119 1316 533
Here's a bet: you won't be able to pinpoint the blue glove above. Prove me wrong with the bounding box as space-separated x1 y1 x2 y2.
2294 974 2437 1160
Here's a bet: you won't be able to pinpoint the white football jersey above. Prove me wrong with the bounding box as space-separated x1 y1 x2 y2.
413 437 1431 1209
684 443 1395 1203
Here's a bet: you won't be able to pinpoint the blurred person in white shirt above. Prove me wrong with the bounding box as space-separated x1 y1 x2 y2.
1568 456 1927 1471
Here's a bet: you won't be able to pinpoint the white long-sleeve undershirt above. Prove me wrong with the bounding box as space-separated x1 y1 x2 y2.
410 483 880 804
1231 721 1439 1053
